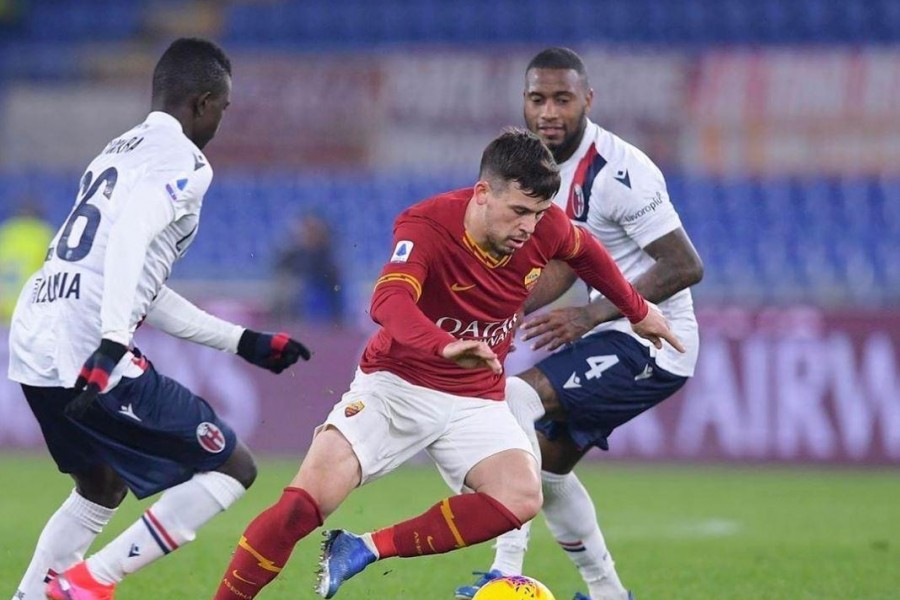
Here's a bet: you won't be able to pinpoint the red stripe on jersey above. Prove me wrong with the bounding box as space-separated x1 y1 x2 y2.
566 143 598 220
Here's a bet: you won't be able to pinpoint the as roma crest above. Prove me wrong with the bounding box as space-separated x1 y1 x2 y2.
344 400 365 418
524 267 542 289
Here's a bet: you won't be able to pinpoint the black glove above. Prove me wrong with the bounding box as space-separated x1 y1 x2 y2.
65 339 128 419
237 329 311 374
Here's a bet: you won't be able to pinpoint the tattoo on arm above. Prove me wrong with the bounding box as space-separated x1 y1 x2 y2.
586 228 704 325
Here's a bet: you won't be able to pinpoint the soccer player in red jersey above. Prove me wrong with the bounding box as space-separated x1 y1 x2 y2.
456 47 705 600
212 128 683 600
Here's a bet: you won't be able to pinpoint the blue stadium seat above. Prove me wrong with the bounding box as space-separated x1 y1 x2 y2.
1 0 897 51
0 170 893 302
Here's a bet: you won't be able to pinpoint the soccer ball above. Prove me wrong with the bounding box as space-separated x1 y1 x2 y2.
472 575 556 599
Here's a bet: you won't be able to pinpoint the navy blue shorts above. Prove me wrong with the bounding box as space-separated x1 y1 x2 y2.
24 365 236 499
534 330 687 451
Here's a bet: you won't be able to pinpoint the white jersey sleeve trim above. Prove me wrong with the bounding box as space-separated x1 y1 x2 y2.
145 286 244 353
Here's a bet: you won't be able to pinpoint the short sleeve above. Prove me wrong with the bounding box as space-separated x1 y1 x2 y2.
599 153 681 248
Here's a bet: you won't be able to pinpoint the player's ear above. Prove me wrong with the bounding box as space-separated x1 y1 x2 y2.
194 91 213 118
473 180 492 205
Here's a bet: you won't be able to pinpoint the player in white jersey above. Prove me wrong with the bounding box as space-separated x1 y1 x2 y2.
6 39 310 600
456 48 704 600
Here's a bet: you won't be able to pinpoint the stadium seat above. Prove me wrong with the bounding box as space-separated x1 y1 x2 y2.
0 170 893 303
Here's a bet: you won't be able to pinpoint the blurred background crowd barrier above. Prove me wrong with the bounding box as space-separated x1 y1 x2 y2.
0 0 897 463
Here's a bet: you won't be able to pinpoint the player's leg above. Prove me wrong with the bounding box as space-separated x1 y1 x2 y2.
536 331 687 600
316 381 539 598
355 394 541 558
485 370 557 577
356 446 540 562
539 431 630 600
213 426 358 600
47 367 254 599
12 386 123 600
454 366 569 598
78 443 254 589
217 368 443 600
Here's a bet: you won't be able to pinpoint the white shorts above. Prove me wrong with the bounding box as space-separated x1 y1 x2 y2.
321 368 534 493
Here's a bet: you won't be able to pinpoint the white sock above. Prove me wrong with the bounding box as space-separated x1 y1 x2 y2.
542 471 628 600
488 377 546 575
12 489 115 600
359 532 380 559
86 472 245 585
489 520 531 575
504 376 545 469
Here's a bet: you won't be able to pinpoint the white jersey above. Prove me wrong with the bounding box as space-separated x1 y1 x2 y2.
553 120 699 377
8 111 212 389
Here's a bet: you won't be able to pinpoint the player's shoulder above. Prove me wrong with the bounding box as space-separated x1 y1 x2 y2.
397 187 470 229
593 125 665 188
146 120 209 175
534 202 570 239
100 113 209 180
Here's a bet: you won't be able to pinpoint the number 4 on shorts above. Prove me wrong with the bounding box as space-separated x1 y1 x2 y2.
585 355 619 380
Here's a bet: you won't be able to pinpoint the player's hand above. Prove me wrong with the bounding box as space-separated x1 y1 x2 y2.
237 329 311 373
441 339 502 374
521 306 595 352
631 304 685 353
65 339 128 419
508 310 525 354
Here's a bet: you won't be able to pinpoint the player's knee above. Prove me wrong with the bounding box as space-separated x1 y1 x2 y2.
494 475 542 523
509 484 543 523
74 468 128 508
236 458 258 489
217 442 258 489
103 483 128 508
76 483 126 509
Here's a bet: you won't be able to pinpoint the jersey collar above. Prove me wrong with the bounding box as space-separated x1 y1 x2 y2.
557 119 600 169
145 111 186 134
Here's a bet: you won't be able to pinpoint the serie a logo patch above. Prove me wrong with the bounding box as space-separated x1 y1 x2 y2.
390 241 413 263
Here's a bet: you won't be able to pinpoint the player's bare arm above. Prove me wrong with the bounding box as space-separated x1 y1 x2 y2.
521 259 578 315
583 228 703 324
524 228 702 350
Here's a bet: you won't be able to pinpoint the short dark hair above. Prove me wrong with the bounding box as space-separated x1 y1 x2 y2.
526 47 588 83
152 38 232 106
479 128 560 201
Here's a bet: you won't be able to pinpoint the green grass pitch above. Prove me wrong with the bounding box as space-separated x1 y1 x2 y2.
1 454 898 599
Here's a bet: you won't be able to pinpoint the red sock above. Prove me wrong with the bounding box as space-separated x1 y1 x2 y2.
371 492 521 558
214 487 323 600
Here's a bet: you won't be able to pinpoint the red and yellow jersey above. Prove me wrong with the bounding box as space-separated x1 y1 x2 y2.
361 187 646 400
